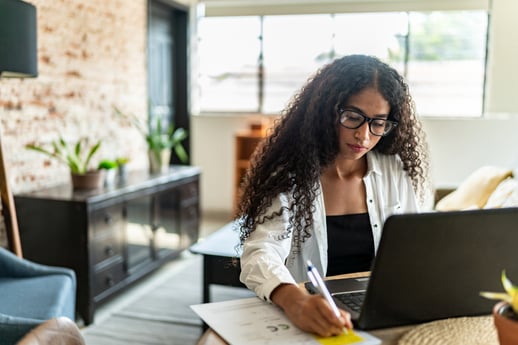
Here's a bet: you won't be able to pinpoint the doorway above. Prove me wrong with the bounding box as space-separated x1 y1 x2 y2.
148 0 190 165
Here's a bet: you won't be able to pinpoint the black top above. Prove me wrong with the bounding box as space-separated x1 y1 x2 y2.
326 213 374 276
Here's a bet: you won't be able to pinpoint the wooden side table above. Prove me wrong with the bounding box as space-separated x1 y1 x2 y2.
189 222 245 304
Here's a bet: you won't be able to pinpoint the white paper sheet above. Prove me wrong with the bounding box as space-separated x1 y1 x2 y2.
191 297 381 345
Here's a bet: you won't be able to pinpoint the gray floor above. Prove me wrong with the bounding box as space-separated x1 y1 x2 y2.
81 212 233 331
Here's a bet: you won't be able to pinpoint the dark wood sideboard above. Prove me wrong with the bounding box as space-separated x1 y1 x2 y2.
14 166 201 325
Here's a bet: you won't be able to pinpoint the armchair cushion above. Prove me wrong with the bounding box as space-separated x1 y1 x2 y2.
0 275 75 319
0 247 76 345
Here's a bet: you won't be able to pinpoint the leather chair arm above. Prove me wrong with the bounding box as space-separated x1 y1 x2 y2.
16 317 85 345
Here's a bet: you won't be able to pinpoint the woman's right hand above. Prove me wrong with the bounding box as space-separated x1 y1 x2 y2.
270 283 352 337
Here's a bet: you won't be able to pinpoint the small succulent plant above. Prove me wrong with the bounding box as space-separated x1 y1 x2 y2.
97 159 118 170
480 270 518 315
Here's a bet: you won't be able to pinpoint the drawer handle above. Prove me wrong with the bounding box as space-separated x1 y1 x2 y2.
105 246 114 256
105 275 114 287
104 214 113 224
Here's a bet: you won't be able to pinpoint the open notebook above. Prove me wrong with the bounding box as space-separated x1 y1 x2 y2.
192 297 381 345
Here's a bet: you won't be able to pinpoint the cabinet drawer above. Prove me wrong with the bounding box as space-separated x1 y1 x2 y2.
91 204 125 236
179 180 198 202
91 231 124 266
180 204 199 224
180 204 199 247
93 260 125 297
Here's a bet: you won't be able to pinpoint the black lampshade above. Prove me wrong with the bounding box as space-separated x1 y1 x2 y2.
0 0 38 78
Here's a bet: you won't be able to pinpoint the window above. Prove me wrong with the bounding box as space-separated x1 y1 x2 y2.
262 15 334 113
406 12 487 116
198 16 261 112
197 10 488 117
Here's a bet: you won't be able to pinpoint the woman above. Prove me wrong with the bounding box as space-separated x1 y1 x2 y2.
236 54 431 337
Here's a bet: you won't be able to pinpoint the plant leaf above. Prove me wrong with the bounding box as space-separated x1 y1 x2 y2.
74 140 81 157
114 106 148 136
173 143 188 163
26 143 68 166
84 141 102 172
171 128 187 143
480 291 512 304
26 137 102 175
502 270 518 313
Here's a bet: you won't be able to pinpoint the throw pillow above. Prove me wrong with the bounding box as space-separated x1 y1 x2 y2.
484 177 518 208
435 166 513 211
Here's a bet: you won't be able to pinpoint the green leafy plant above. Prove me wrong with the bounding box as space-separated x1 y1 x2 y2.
26 137 102 175
98 157 129 170
114 107 188 163
480 270 518 314
97 159 118 170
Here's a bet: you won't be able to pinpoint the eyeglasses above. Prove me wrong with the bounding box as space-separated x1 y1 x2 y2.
338 108 398 137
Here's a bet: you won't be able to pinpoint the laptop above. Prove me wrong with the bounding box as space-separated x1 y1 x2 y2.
305 207 518 330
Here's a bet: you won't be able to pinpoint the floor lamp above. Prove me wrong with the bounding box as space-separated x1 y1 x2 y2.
0 0 38 257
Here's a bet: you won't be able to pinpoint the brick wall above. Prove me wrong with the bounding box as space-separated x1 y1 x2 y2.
0 0 149 245
1 0 149 190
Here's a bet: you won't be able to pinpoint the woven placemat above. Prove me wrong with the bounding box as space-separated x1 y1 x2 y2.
398 315 498 345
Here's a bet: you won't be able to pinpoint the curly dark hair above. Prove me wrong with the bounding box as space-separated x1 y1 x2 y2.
236 54 429 251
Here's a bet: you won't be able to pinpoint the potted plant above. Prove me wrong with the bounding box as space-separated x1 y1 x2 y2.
480 270 518 345
115 157 129 182
98 159 118 188
26 137 103 190
114 107 188 174
146 117 188 173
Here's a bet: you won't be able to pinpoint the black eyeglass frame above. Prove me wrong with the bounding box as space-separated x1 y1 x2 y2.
338 108 398 137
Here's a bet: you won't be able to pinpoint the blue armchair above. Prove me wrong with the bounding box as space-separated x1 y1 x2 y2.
0 247 76 345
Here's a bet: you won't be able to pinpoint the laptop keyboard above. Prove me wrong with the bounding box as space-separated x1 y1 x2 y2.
333 291 366 312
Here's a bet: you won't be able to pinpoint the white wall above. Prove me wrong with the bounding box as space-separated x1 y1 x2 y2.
484 0 518 113
191 0 518 214
191 114 255 214
422 116 518 188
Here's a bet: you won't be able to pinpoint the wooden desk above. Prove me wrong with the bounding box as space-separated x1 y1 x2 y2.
197 326 412 345
195 271 415 345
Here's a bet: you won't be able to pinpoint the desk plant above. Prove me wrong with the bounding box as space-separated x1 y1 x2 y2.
480 270 518 345
115 157 129 182
26 137 103 189
114 107 188 174
98 159 119 188
97 157 130 186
